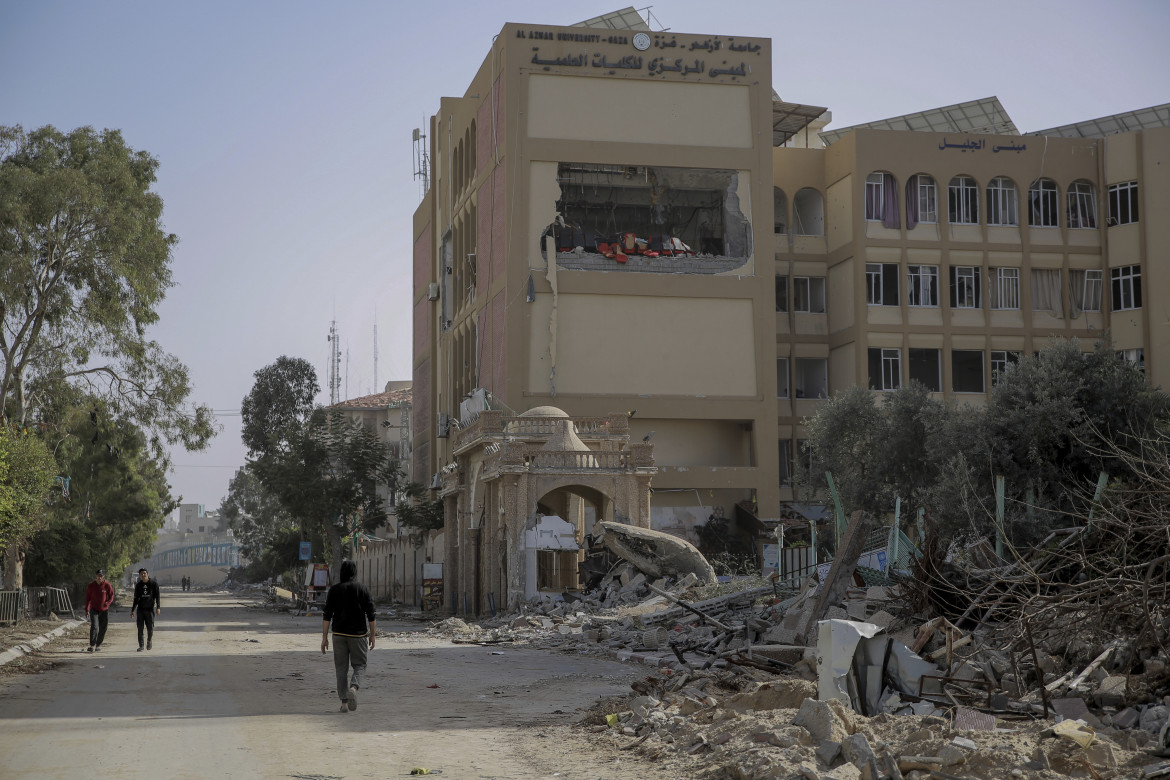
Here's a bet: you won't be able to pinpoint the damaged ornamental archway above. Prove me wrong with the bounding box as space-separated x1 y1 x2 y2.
440 406 655 614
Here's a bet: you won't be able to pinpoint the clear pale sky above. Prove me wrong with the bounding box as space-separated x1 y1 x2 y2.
2 1 1167 522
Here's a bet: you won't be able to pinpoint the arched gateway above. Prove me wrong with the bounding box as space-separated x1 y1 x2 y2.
438 406 655 614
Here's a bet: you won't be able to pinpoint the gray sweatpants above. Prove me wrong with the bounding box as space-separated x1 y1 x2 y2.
333 635 368 700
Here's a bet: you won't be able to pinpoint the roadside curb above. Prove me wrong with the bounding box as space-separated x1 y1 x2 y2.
0 619 86 667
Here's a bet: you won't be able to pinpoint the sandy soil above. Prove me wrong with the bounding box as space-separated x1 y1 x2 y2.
0 590 688 780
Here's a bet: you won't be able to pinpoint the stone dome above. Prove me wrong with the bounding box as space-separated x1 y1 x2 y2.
519 405 569 418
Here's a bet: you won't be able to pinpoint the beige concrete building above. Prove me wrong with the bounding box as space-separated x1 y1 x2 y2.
331 382 443 605
412 12 792 612
773 100 1170 485
410 8 1169 611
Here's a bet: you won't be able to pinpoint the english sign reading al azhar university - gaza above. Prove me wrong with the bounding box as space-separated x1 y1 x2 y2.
516 27 764 82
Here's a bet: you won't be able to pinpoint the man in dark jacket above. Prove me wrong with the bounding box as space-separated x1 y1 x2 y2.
320 560 376 712
131 568 162 651
84 569 115 651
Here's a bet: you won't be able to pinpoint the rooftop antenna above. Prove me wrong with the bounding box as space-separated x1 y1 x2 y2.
345 346 350 402
327 320 342 405
373 310 379 394
413 126 430 202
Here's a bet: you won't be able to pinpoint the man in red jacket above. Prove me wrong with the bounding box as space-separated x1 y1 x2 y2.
84 569 115 652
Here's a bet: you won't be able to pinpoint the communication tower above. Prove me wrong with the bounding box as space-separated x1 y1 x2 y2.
413 127 430 201
326 321 342 405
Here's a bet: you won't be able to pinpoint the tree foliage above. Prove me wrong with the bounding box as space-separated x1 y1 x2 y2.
0 125 215 454
241 357 414 567
0 425 58 569
799 337 1170 546
23 397 176 586
219 465 309 581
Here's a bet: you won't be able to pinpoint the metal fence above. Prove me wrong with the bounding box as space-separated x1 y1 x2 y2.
0 590 18 625
25 587 75 619
0 587 75 625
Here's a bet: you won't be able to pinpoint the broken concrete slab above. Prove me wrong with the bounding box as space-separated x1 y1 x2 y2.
797 511 875 646
794 698 849 744
597 521 717 585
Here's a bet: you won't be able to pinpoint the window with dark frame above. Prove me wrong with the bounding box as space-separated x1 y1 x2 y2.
776 358 790 399
952 349 985 393
775 275 789 312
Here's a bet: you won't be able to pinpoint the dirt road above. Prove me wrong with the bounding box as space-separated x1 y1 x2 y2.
0 591 678 780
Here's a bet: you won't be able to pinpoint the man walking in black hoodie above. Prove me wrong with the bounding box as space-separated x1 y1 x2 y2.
131 568 161 651
321 560 376 712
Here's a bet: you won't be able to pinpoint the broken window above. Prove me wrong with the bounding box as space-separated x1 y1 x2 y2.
952 350 985 393
907 265 939 307
794 358 828 399
1069 269 1102 314
908 348 941 392
1111 265 1142 311
536 550 578 591
1068 181 1097 229
868 348 901 391
950 266 981 309
987 177 1018 226
991 350 1020 386
866 263 899 306
774 187 787 234
793 276 826 314
778 439 793 485
775 275 789 312
948 176 979 225
1108 181 1138 226
989 268 1020 310
776 358 790 399
793 188 824 236
553 162 752 270
1029 178 1059 227
906 174 937 228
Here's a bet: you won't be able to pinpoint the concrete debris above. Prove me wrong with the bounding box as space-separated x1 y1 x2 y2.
376 519 1169 780
596 521 717 585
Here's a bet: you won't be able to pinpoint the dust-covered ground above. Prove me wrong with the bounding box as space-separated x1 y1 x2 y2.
0 591 691 780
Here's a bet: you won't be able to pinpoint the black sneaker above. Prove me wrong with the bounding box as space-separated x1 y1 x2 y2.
86 646 94 652
147 640 152 650
137 646 143 652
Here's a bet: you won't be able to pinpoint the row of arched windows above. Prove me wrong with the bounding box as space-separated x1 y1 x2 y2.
452 120 478 201
773 175 1101 237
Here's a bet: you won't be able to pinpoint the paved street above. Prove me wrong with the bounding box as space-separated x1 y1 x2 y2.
0 591 669 780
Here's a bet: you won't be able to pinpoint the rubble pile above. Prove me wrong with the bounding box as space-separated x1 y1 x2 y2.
400 507 1170 778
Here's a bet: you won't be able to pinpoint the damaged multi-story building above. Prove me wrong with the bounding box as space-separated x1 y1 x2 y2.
412 7 1170 614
